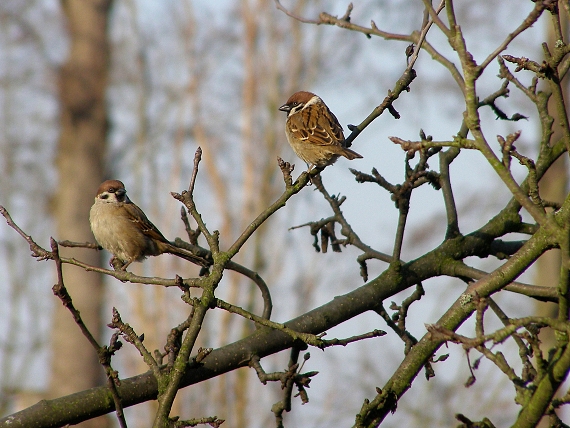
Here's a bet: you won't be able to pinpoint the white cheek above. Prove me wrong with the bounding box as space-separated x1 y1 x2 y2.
289 105 304 116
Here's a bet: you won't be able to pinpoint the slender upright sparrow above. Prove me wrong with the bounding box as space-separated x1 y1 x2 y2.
89 179 209 270
279 91 362 170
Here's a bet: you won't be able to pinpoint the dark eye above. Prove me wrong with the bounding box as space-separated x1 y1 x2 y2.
108 187 116 193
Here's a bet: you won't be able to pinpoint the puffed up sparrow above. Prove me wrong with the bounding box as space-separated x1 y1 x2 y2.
279 91 362 170
89 179 209 270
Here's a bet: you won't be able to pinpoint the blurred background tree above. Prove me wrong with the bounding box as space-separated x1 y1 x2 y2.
50 3 111 428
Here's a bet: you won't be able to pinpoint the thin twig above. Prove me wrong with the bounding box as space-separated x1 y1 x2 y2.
153 303 209 426
58 240 101 249
108 307 161 377
311 174 392 268
406 0 445 71
375 304 418 355
51 239 128 428
426 315 570 348
179 206 201 246
225 158 311 258
420 0 450 37
445 262 558 303
173 237 272 319
226 260 273 320
158 306 195 369
171 416 225 428
439 146 461 238
188 146 202 196
61 256 202 287
215 298 326 348
479 2 546 71
487 298 536 381
318 329 386 347
250 351 317 427
0 206 52 260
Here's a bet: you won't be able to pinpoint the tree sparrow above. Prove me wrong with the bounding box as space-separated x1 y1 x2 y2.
279 91 362 170
89 179 209 270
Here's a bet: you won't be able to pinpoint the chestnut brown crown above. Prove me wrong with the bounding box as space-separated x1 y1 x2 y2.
95 179 128 202
279 91 317 114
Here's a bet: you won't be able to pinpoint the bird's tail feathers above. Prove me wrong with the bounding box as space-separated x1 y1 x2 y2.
342 147 363 160
166 244 210 267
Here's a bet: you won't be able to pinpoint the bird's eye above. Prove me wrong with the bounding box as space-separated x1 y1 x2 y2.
108 187 116 193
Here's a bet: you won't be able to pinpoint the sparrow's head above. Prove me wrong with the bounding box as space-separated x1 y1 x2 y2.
279 91 319 116
95 179 129 203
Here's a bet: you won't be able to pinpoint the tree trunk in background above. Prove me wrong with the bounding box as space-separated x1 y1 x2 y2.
51 1 112 426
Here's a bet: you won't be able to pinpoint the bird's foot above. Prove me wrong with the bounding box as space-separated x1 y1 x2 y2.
110 256 128 271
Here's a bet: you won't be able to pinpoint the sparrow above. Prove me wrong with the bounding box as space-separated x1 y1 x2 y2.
279 91 362 170
89 179 209 270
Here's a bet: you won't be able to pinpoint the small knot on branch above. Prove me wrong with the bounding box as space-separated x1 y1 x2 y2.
340 2 353 21
277 157 294 186
390 136 421 155
108 307 123 328
405 44 415 65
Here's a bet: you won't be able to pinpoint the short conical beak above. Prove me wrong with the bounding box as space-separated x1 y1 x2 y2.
279 103 291 112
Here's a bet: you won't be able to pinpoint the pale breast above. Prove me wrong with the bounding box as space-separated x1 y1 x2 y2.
89 202 151 263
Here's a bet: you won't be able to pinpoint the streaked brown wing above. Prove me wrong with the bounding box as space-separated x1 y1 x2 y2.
287 111 312 142
288 102 344 147
124 202 169 243
318 104 344 144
